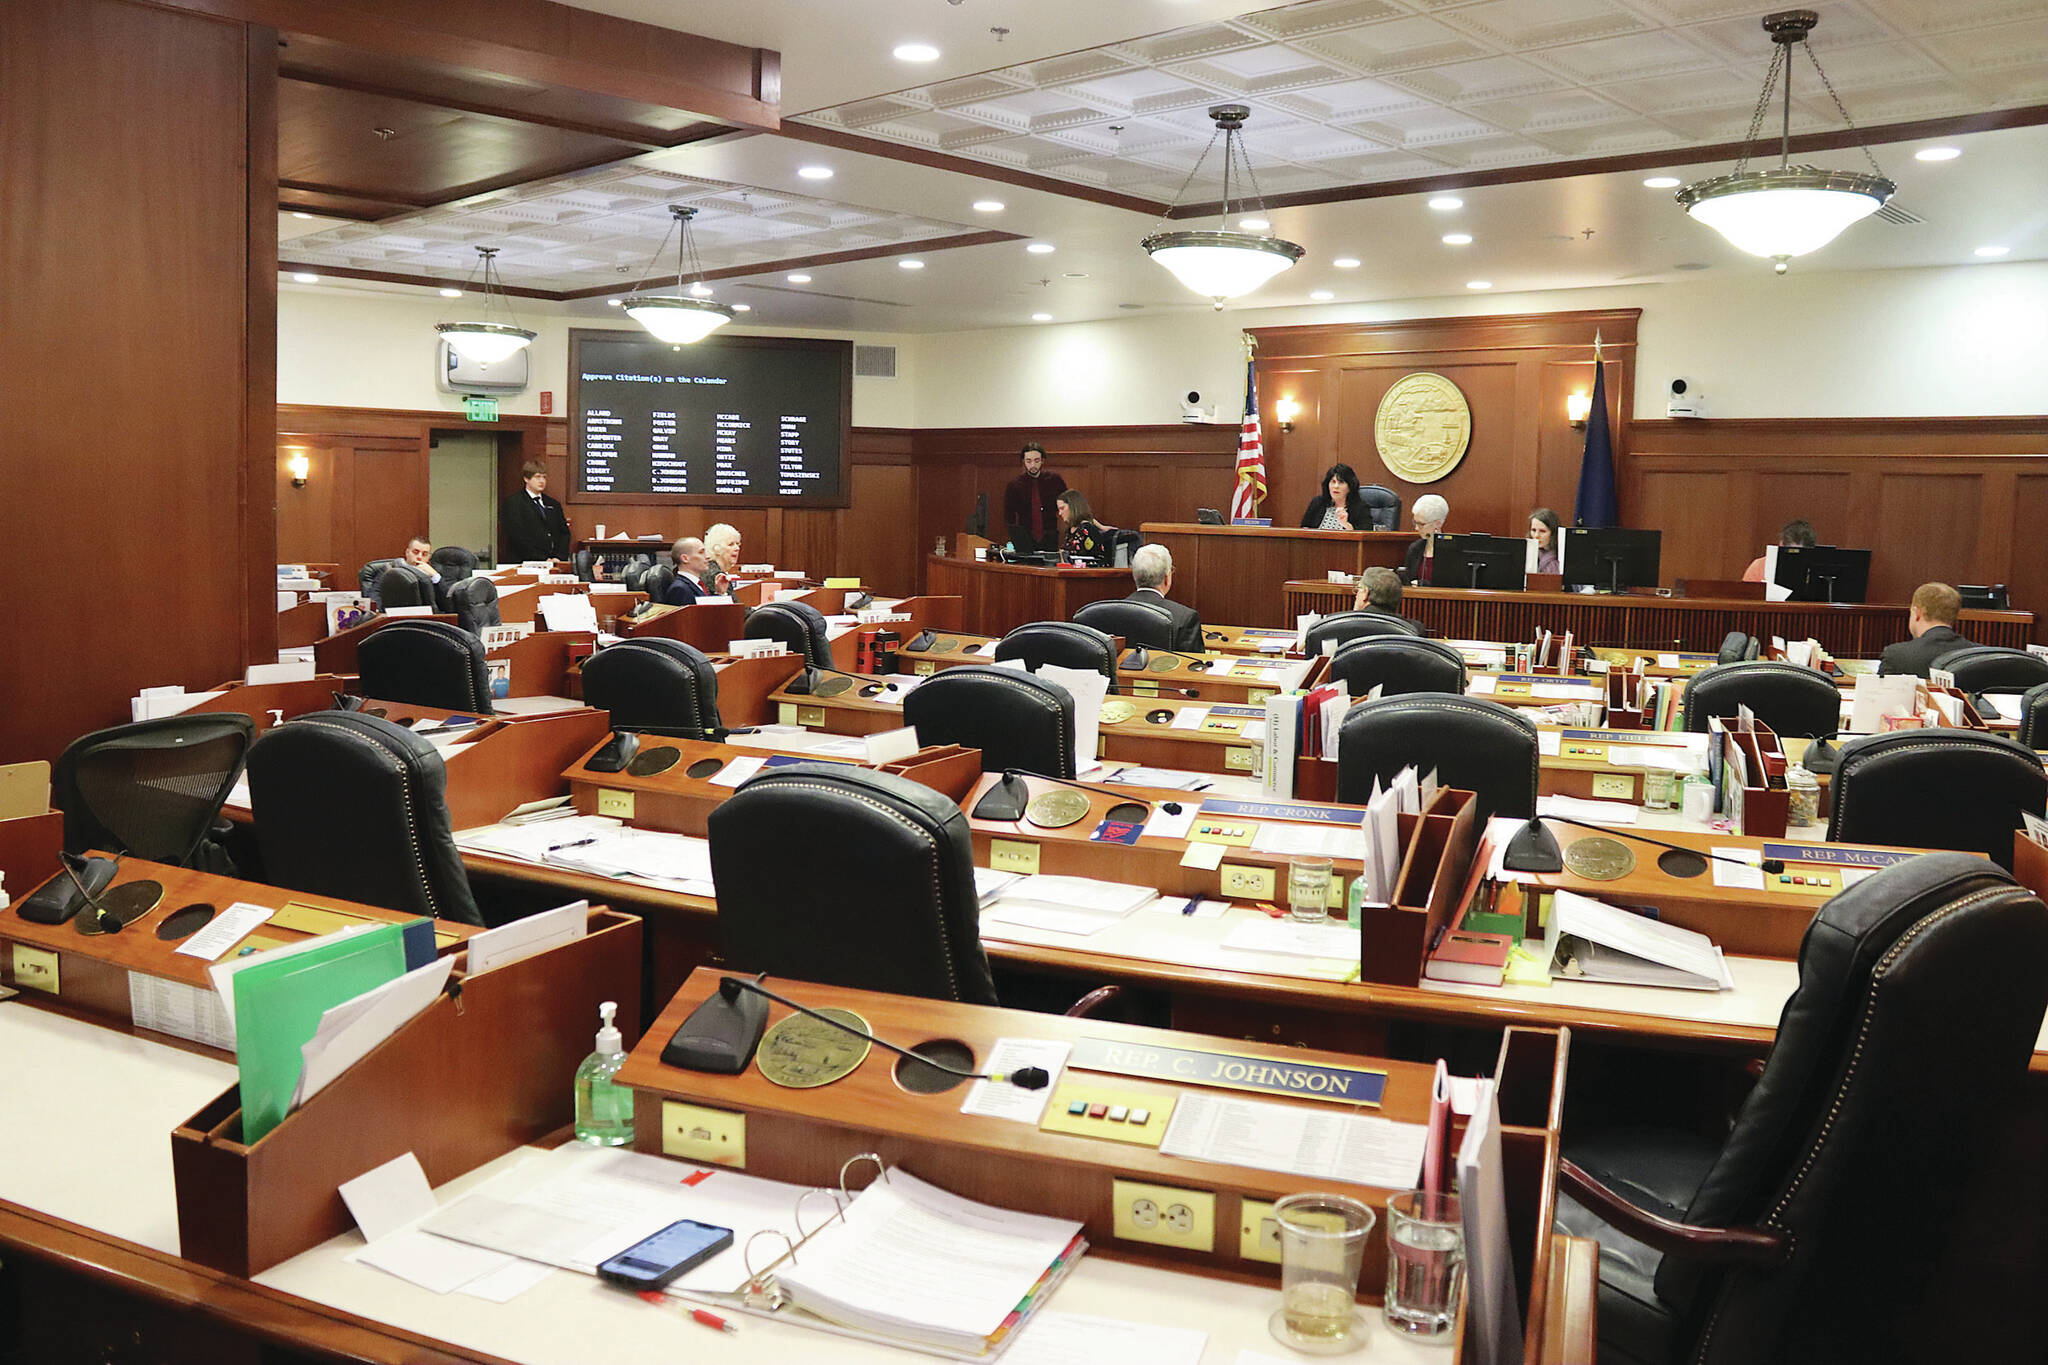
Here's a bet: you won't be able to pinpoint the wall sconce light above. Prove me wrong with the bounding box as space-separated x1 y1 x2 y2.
1565 391 1592 428
1275 397 1301 432
287 451 311 488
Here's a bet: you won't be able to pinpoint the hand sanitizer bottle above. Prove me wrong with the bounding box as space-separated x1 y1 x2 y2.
574 1000 634 1147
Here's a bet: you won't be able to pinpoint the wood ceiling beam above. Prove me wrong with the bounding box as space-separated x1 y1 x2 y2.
278 66 686 151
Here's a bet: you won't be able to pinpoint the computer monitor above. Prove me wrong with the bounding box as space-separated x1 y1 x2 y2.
1432 533 1527 591
1196 507 1225 525
1958 584 2009 610
964 493 989 540
1560 527 1662 594
1773 545 1871 604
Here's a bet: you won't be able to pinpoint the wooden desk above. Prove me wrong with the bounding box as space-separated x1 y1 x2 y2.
1142 523 1410 627
925 554 1132 636
1284 581 2034 655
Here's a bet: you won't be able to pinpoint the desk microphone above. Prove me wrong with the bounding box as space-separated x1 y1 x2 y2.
784 664 895 697
61 852 124 931
1503 816 1785 878
717 975 1049 1089
971 769 1155 823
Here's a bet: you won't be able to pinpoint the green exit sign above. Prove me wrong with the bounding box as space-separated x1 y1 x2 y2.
462 395 499 421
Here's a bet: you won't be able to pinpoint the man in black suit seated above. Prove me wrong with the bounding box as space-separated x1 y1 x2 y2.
499 460 571 563
665 537 713 606
1127 544 1204 653
1880 582 1971 677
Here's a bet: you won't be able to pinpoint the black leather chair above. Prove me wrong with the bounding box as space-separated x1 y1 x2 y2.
428 545 478 590
1555 852 2048 1364
2018 680 2048 750
358 557 402 607
745 600 834 669
1358 484 1402 532
1073 599 1177 650
994 621 1118 689
1305 610 1422 655
358 619 494 714
1931 644 2048 692
376 563 438 610
1715 631 1760 664
447 577 502 636
1681 662 1842 739
1326 635 1467 698
708 765 998 1003
571 549 596 582
1335 694 1538 822
904 666 1075 778
640 564 677 608
580 638 723 740
1826 729 2046 869
52 714 254 866
245 712 483 924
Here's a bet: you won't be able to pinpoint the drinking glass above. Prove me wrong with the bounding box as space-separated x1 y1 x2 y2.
1383 1189 1464 1338
1289 857 1334 923
1270 1192 1374 1354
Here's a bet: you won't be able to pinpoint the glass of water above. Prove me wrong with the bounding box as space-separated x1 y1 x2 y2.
1384 1189 1464 1338
1269 1192 1374 1354
1289 856 1335 923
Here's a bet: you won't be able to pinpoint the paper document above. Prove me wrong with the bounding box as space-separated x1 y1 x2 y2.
974 868 1023 903
175 902 275 961
1221 918 1358 961
1251 821 1367 861
709 755 766 787
465 900 587 975
1546 889 1733 990
1007 1312 1206 1365
1456 1082 1522 1365
1040 662 1108 775
1537 794 1639 825
1170 706 1210 730
1101 766 1214 791
129 972 236 1050
960 1038 1072 1124
1709 847 1765 891
1161 1091 1427 1189
1468 674 1497 695
1001 876 1155 915
537 594 599 632
1537 729 1562 756
295 956 454 1107
1142 803 1199 840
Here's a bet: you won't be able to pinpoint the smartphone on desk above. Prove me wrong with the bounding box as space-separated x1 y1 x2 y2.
597 1218 734 1291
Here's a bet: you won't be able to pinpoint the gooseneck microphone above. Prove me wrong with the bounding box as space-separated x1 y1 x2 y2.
719 975 1048 1090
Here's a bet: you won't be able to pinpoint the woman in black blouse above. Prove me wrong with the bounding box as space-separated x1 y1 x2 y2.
1057 489 1114 561
1300 463 1371 531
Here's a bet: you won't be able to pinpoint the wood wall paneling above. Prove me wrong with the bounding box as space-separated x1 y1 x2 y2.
0 0 273 764
1877 473 1985 604
1261 367 1323 524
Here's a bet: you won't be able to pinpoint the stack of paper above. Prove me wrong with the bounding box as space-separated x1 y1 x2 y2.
1544 889 1733 991
984 875 1157 936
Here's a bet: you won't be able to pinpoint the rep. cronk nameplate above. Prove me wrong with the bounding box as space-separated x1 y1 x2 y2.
1374 373 1471 484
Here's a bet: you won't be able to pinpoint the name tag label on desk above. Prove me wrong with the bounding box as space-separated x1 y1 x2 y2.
1759 843 1919 869
1200 799 1362 827
1069 1038 1386 1108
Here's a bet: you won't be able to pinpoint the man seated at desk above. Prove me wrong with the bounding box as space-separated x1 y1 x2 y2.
401 535 440 587
1126 544 1204 652
1399 494 1449 584
1880 581 1970 676
665 537 714 606
1354 566 1406 619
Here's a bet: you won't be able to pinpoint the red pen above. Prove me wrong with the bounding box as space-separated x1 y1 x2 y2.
691 1308 739 1335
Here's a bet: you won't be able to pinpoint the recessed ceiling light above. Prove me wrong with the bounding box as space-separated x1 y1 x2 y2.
1239 217 1270 231
899 259 924 270
797 165 833 180
1915 146 1962 162
1025 242 1056 254
439 287 462 298
1466 280 1493 290
1428 197 1463 211
787 273 812 283
1642 176 1681 189
1062 271 1089 279
973 199 1005 212
1975 245 2010 257
291 272 318 284
893 42 940 62
688 282 713 296
733 303 751 312
1333 257 1360 269
1309 290 1334 301
290 211 314 220
1032 313 1053 321
1442 233 1472 246
607 298 622 306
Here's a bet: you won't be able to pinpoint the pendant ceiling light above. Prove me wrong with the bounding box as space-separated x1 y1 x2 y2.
623 205 734 345
1676 10 1894 274
435 246 536 363
1143 104 1304 308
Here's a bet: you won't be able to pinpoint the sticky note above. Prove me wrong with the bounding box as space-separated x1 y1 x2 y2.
1180 841 1226 871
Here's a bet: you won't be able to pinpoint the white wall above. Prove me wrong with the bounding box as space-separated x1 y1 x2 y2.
276 287 921 427
904 262 2048 426
280 262 2048 429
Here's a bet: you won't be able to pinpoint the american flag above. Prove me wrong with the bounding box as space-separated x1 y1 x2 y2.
1232 355 1266 520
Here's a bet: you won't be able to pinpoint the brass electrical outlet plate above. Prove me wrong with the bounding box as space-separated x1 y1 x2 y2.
661 1101 747 1167
10 944 58 994
1112 1179 1216 1252
597 788 635 818
990 839 1041 874
1219 863 1277 900
1240 1198 1283 1263
1591 773 1636 800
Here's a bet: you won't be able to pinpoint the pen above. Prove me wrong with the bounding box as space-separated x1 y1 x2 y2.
547 837 598 854
1180 896 1201 916
690 1308 738 1335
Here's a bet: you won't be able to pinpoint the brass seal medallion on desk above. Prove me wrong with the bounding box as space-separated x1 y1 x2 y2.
757 1007 871 1087
1374 372 1471 484
1026 789 1092 829
1563 836 1636 881
1100 699 1137 725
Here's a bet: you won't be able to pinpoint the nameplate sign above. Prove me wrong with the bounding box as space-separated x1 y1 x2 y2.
1760 843 1924 869
761 754 858 769
1069 1038 1385 1108
1562 729 1694 746
1207 705 1267 719
1199 799 1363 828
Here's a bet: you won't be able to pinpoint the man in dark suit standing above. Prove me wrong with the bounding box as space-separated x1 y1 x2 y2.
1002 443 1066 554
665 537 712 606
1127 544 1204 653
1879 582 1971 676
500 460 571 563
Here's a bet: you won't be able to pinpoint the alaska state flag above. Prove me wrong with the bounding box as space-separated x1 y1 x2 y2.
1573 355 1619 528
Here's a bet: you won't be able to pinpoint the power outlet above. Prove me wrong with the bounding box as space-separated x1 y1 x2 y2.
1240 1198 1282 1263
1224 746 1256 772
662 1101 747 1167
1219 862 1277 900
10 944 58 994
596 788 635 818
1111 1179 1215 1252
1591 773 1635 800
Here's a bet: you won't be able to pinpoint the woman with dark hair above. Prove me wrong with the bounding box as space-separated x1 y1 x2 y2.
1301 463 1370 531
1527 507 1562 575
1057 489 1115 561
